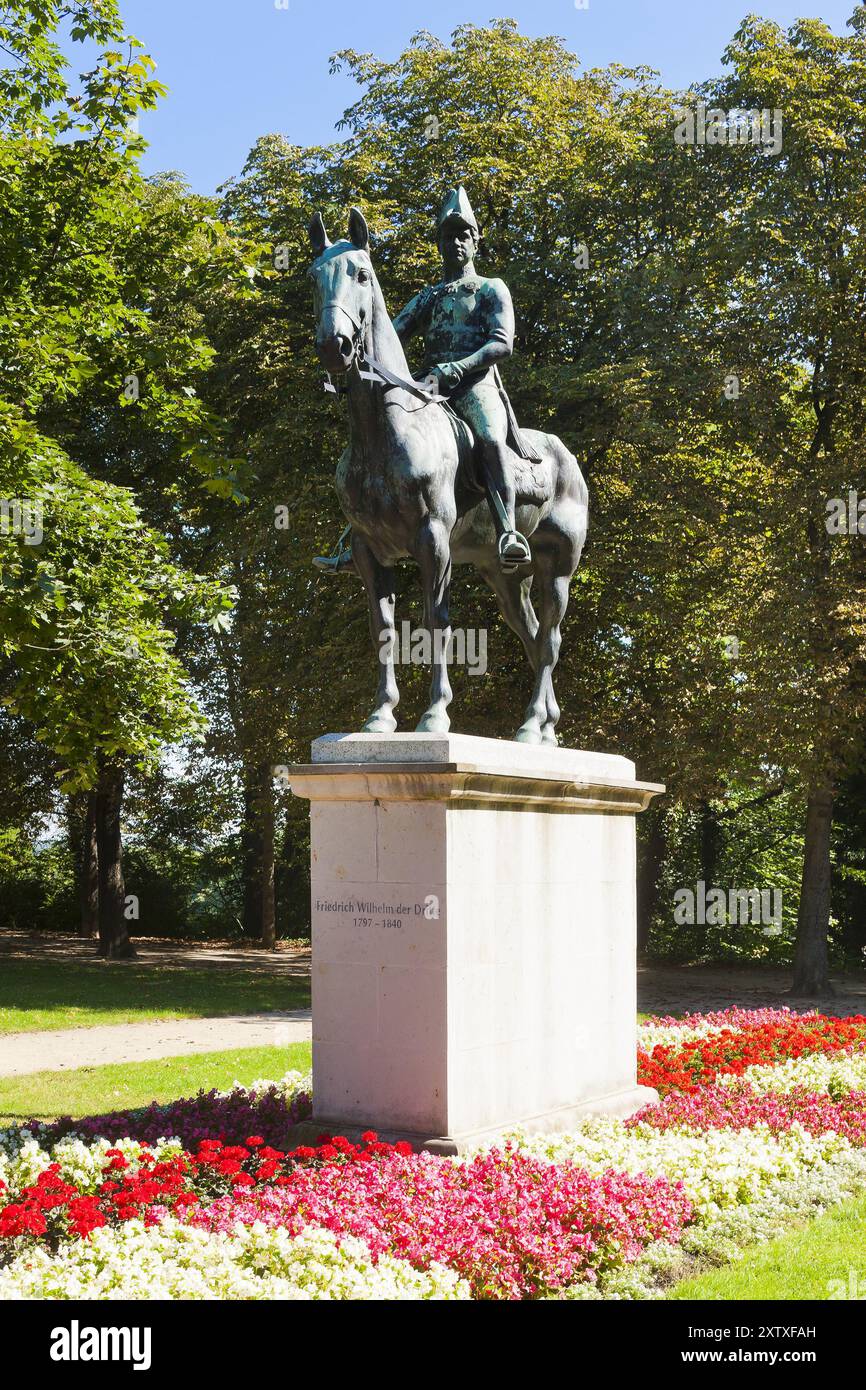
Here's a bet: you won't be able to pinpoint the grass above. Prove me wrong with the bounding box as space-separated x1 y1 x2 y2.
668 1194 866 1300
0 958 310 1034
0 1043 312 1126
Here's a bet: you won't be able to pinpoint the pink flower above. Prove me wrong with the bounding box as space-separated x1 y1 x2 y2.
188 1147 691 1299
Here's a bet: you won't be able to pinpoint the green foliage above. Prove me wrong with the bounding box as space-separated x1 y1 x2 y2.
0 832 77 933
648 790 807 964
0 1 242 794
0 413 232 789
3 8 866 956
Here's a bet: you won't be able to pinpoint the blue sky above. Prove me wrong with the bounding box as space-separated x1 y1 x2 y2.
81 0 856 192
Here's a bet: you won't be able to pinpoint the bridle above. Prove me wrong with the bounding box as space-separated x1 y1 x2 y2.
320 299 366 354
318 296 442 406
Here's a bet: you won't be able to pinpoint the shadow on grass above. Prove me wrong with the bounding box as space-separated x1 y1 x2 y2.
0 958 310 1032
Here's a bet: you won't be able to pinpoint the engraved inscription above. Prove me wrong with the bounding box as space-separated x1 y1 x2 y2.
314 894 440 928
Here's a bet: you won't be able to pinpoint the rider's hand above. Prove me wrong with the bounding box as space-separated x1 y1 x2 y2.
431 361 464 390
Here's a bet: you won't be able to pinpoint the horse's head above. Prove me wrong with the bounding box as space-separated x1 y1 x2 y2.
307 208 374 374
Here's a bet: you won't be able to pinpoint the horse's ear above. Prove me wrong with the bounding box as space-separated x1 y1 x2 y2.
348 206 369 251
309 212 331 258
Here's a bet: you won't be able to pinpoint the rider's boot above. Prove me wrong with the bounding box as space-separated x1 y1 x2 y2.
486 483 531 572
313 550 358 576
312 526 358 577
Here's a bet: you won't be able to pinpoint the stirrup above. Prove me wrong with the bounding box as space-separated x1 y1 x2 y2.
498 530 531 572
312 525 356 577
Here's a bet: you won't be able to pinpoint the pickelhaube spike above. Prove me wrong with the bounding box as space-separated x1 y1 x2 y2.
436 185 479 238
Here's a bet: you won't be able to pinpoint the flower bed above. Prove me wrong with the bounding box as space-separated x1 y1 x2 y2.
2 1009 865 1300
637 1010 866 1095
18 1071 313 1152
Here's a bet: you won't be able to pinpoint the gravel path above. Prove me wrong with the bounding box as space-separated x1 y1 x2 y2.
0 1011 311 1078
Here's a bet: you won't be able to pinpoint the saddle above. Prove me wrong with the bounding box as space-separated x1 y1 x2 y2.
346 349 551 506
443 401 551 507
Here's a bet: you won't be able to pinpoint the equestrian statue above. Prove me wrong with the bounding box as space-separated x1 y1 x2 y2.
307 187 588 745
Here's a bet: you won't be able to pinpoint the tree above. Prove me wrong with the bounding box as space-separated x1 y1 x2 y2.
0 1 242 953
0 419 232 954
707 9 866 991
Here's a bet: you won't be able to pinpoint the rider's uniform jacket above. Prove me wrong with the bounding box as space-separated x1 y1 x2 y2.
392 274 514 439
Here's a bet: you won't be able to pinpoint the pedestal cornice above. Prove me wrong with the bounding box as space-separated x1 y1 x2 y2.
286 762 664 814
285 731 664 813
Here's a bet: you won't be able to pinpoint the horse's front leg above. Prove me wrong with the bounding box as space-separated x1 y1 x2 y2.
414 518 452 734
352 532 399 734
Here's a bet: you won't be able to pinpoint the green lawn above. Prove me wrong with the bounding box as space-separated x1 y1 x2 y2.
0 958 310 1034
669 1195 866 1300
0 1043 312 1125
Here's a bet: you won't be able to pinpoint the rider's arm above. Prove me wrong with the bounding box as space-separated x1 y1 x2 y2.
392 291 425 344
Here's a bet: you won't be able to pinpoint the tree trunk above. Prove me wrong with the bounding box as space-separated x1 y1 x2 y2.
242 761 276 949
67 793 97 938
80 793 99 937
637 808 666 958
698 800 722 952
94 765 135 960
698 801 721 890
792 783 834 995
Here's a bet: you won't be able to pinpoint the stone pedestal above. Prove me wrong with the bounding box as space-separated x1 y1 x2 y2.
286 733 663 1153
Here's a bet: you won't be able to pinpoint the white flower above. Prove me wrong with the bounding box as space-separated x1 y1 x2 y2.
721 1052 866 1097
0 1221 469 1301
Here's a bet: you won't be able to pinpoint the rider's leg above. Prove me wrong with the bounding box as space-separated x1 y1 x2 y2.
455 384 531 569
480 439 531 568
482 439 517 527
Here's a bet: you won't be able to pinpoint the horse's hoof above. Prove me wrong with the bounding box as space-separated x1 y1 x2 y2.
415 711 450 734
514 721 543 745
362 713 397 735
541 726 558 746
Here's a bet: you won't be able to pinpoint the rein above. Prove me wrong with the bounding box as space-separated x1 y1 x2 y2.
318 293 484 499
320 298 443 406
361 352 443 405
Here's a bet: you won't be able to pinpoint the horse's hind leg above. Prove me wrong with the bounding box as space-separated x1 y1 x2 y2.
515 560 570 747
414 518 453 734
352 533 399 735
515 487 585 745
482 566 539 674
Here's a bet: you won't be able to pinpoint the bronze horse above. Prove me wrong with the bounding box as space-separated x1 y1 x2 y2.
308 207 588 745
